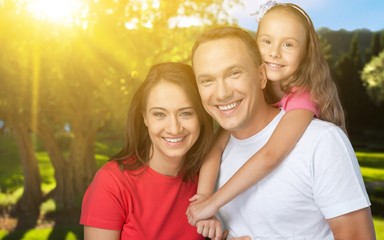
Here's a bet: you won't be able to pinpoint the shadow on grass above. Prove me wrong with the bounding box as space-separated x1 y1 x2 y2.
45 209 83 240
2 201 40 240
1 209 83 240
2 230 29 240
368 185 384 219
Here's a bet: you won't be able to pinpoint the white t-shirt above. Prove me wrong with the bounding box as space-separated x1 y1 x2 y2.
217 110 371 239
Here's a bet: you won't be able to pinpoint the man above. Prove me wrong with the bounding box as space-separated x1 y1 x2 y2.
192 26 375 239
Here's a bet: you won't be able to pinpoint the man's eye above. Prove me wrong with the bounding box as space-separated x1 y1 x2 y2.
200 79 213 86
229 71 241 79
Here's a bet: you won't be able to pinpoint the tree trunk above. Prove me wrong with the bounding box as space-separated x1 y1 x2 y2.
11 121 42 229
36 124 72 209
68 130 97 199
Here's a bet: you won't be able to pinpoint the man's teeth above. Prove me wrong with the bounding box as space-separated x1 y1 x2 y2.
165 137 183 143
218 101 240 111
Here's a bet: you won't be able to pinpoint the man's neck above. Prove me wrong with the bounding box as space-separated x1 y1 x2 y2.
231 106 280 140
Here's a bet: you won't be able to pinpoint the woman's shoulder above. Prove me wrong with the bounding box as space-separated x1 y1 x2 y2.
92 161 122 183
101 155 137 171
100 160 120 172
98 156 145 179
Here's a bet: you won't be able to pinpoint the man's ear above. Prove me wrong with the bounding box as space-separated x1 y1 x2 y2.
258 63 268 89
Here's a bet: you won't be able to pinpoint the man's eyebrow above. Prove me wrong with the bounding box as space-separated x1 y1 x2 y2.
196 73 211 79
196 65 242 79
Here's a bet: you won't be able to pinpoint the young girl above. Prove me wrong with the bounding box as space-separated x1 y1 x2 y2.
186 1 346 225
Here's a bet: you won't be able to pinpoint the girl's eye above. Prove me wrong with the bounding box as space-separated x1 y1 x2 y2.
260 39 271 44
283 42 294 48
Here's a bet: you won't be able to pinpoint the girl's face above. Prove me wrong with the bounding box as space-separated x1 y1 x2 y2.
143 81 200 172
257 9 307 83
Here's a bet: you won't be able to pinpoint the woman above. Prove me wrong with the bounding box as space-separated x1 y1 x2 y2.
80 62 215 239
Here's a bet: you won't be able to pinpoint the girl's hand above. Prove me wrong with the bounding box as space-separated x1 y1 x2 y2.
186 193 208 222
196 216 224 240
189 194 205 203
222 230 251 240
186 196 219 226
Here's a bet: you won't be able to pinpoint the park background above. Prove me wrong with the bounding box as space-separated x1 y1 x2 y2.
0 0 383 239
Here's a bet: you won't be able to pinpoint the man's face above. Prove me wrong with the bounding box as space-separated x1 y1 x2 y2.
193 37 267 139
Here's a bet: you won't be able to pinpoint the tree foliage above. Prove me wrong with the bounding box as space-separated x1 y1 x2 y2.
0 0 240 227
361 50 384 105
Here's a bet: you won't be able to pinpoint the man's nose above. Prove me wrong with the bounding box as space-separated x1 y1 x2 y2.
216 79 232 100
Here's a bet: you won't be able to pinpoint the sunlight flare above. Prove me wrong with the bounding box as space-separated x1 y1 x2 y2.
26 0 87 25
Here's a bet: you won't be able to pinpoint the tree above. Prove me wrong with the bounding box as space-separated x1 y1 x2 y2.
319 34 333 63
1 0 240 224
0 2 42 228
335 34 366 133
361 50 384 105
365 32 382 62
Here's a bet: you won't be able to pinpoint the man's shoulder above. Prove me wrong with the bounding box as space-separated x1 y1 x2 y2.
308 118 337 130
279 110 343 136
299 118 348 145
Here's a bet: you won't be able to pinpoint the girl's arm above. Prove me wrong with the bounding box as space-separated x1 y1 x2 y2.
196 128 230 198
186 129 229 217
187 109 313 225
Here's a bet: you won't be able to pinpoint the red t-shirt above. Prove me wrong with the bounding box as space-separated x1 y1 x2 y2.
80 160 204 240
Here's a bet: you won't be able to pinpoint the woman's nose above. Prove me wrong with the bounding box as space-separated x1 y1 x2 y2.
167 116 182 134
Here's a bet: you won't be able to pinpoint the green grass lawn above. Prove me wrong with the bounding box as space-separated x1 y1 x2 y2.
357 151 384 239
1 133 384 239
374 217 384 240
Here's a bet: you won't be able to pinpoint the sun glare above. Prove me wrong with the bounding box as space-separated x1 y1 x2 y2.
26 0 87 25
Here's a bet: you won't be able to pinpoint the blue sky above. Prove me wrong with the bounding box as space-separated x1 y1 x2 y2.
232 0 384 31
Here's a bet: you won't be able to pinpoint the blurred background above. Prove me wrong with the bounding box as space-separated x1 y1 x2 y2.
0 0 383 239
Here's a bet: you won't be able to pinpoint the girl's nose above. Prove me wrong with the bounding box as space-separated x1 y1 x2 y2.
269 45 281 58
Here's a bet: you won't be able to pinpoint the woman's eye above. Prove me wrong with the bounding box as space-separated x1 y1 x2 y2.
153 112 166 118
180 111 193 118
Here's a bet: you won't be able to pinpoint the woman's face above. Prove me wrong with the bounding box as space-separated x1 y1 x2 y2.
143 81 201 166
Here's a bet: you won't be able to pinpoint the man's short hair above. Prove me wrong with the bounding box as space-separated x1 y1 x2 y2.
191 26 263 66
